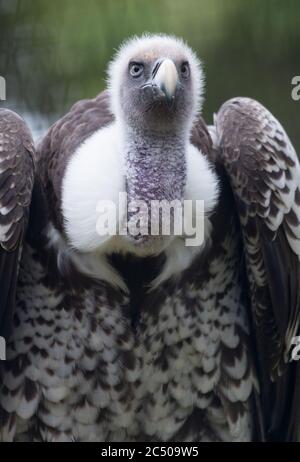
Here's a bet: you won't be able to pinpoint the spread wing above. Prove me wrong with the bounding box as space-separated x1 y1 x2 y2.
0 109 35 339
213 97 300 440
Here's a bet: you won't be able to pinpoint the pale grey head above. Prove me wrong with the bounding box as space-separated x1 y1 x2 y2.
108 34 204 134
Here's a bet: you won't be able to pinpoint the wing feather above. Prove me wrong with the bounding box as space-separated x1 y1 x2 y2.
0 109 35 339
214 97 300 440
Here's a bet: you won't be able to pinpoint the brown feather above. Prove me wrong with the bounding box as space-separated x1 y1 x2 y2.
214 97 300 440
0 109 35 339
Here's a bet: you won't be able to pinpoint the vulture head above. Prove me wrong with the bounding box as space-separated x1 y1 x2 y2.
108 34 203 133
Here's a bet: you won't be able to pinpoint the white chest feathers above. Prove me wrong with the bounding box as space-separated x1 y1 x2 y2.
61 122 219 262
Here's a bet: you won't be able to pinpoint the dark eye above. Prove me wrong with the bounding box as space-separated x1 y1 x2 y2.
129 62 144 78
181 62 190 78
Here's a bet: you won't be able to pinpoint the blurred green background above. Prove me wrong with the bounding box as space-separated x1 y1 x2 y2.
0 0 299 148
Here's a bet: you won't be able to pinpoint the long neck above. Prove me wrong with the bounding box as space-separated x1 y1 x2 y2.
122 125 187 205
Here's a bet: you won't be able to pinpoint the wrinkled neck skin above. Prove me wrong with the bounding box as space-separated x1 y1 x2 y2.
121 123 188 206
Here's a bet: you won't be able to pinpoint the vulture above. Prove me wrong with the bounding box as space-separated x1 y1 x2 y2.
0 34 300 442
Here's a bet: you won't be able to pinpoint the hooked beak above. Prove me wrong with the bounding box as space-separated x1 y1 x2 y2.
152 58 179 108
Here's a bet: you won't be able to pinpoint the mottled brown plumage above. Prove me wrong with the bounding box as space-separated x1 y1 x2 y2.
0 109 35 338
213 98 300 440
